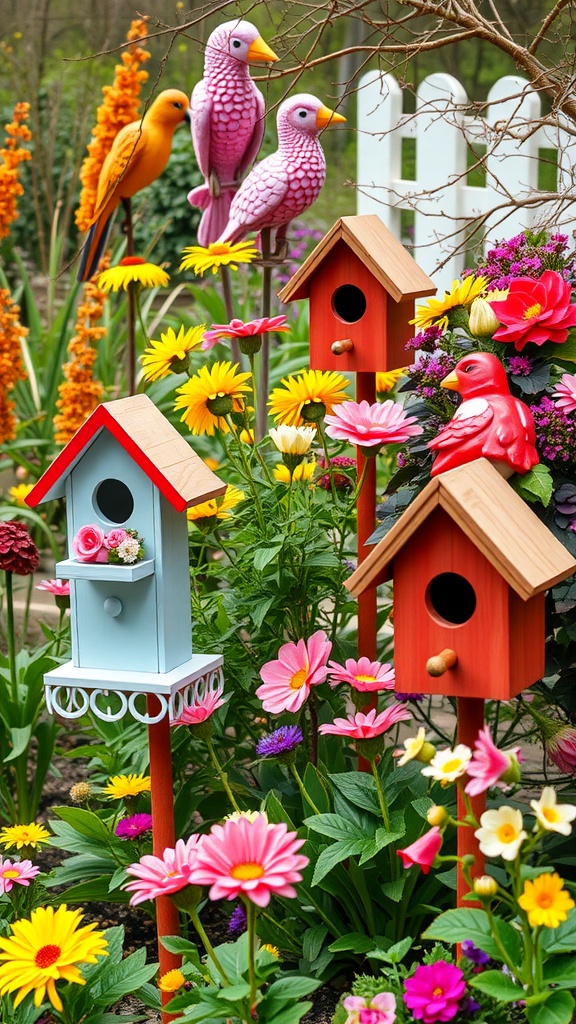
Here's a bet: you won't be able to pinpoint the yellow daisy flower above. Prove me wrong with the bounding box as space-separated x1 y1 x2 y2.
180 241 258 277
175 361 252 436
518 872 575 929
0 822 50 850
187 485 245 523
269 369 349 427
274 459 316 483
376 368 406 393
141 325 205 382
158 968 186 993
0 905 108 1010
97 256 170 292
102 773 151 799
411 276 490 331
8 482 33 506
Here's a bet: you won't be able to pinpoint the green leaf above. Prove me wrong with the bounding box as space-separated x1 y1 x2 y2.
305 813 368 842
265 1003 313 1024
253 544 283 571
4 725 32 762
381 878 407 902
525 990 575 1024
302 925 328 964
541 908 576 952
216 983 251 1002
511 463 553 508
469 970 523 1002
302 763 331 814
422 908 521 963
263 792 296 830
328 933 374 953
542 955 576 988
328 772 380 816
265 977 321 1001
52 806 115 844
311 839 365 885
541 332 576 362
161 936 202 963
92 950 158 1005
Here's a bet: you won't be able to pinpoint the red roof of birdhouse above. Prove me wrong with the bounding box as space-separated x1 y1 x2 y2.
277 214 436 304
346 458 576 602
26 394 226 513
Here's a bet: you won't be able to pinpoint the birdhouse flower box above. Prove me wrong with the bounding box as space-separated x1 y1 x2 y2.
345 458 576 701
277 214 436 374
26 394 226 723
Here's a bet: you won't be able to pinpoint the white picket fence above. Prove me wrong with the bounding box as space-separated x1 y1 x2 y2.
356 72 576 295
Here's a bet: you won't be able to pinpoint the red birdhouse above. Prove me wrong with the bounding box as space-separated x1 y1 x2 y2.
277 214 436 373
345 459 576 701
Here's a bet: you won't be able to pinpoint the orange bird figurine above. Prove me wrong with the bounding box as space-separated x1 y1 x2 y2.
78 89 190 281
429 352 539 477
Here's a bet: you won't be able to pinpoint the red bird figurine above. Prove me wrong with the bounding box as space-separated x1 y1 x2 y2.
428 352 539 477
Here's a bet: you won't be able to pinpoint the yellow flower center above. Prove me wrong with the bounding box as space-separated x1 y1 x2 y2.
230 862 265 881
356 674 377 683
290 668 309 690
496 823 517 843
208 244 232 255
536 893 554 908
2 868 20 878
35 944 61 969
433 987 444 997
523 302 542 320
442 758 462 774
543 807 559 823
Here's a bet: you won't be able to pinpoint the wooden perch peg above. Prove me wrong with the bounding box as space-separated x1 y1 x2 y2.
426 649 458 676
331 339 354 355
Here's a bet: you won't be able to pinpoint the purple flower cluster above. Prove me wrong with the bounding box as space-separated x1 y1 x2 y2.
407 353 457 400
530 396 576 464
228 902 247 936
507 355 533 377
256 725 304 758
405 324 444 352
472 231 576 289
316 455 356 492
554 483 576 531
461 940 490 966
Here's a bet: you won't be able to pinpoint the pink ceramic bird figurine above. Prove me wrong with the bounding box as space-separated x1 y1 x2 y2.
428 352 539 477
218 93 346 250
188 20 279 246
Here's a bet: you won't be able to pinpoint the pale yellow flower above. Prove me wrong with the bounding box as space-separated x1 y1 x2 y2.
530 787 576 836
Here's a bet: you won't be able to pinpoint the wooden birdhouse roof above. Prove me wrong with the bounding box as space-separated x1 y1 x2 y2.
277 214 436 305
345 459 576 602
26 395 226 513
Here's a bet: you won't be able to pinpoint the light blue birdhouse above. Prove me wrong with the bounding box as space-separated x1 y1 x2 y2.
27 395 225 723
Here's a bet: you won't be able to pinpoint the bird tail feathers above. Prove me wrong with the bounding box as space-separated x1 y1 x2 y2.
188 185 236 247
77 216 112 283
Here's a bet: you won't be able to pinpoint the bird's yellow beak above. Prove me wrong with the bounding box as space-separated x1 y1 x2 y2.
246 36 279 63
316 105 347 128
440 370 460 391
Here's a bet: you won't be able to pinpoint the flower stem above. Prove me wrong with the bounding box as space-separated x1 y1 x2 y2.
189 909 231 985
290 762 321 815
219 265 241 366
370 757 390 830
205 736 241 813
4 571 17 705
244 898 258 1014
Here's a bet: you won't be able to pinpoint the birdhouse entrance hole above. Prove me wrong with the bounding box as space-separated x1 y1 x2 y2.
426 572 476 626
94 478 134 524
331 284 367 323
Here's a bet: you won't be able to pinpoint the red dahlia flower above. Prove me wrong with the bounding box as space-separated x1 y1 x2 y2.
490 270 576 351
0 521 39 575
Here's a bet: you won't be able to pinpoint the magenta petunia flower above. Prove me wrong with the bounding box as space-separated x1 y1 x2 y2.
115 813 153 840
0 857 40 893
172 677 225 726
327 657 395 693
188 813 308 908
318 704 411 740
464 725 522 797
324 399 423 449
37 579 71 597
397 827 443 875
125 835 201 905
553 372 576 415
256 630 332 714
547 726 576 773
202 315 290 349
343 991 397 1024
403 960 466 1023
490 270 576 351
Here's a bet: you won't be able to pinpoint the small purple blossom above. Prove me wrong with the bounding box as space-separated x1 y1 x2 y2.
316 454 356 492
115 813 153 840
474 231 576 289
228 903 247 935
256 725 304 758
395 692 424 703
531 396 576 464
461 940 490 965
405 324 444 352
461 996 482 1016
508 355 533 377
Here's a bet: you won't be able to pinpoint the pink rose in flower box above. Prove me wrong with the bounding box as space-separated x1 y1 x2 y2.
72 524 108 563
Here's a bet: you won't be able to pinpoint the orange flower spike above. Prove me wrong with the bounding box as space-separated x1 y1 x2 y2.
0 101 31 239
0 288 27 444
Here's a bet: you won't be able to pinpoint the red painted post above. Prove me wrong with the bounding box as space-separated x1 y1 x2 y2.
456 696 485 906
147 696 181 1017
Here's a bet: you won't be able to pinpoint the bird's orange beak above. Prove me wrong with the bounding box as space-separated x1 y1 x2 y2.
440 370 460 392
246 36 279 63
316 105 347 128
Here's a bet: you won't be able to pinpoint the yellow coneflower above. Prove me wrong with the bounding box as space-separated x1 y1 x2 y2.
75 19 151 233
97 256 170 293
141 325 205 382
268 369 349 427
102 773 151 799
0 289 28 444
53 263 107 445
0 101 31 239
180 241 258 277
175 362 252 436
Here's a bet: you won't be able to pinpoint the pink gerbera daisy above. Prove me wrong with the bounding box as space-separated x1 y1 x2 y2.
256 630 332 714
202 315 290 350
327 657 395 693
464 725 522 797
553 372 576 415
0 857 40 893
318 704 411 740
36 579 71 597
172 677 225 726
188 813 308 908
124 836 201 905
324 400 422 450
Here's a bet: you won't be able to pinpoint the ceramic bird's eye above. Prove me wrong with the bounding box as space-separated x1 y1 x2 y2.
232 38 242 48
298 110 308 119
463 364 474 372
173 102 183 109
